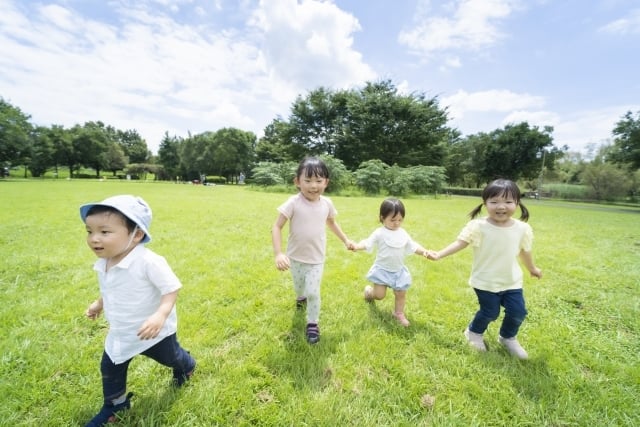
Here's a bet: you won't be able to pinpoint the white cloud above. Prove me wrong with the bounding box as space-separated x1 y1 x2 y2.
0 0 375 152
441 89 546 119
439 89 637 152
598 8 640 34
551 107 630 151
249 0 375 92
398 0 519 56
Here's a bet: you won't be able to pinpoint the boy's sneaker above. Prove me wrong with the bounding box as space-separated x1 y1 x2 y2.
173 364 196 387
363 285 374 302
464 328 487 352
498 336 528 359
296 297 307 310
306 323 320 344
85 392 133 427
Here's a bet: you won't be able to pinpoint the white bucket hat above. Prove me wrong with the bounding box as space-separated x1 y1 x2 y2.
80 195 152 243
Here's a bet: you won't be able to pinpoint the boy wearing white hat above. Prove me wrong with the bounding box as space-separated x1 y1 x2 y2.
80 195 195 426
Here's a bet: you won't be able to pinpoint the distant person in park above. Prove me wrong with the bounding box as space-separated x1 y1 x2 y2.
350 198 432 327
80 195 196 426
427 179 542 359
272 157 355 344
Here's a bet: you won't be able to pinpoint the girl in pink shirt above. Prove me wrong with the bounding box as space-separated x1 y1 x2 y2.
272 157 355 344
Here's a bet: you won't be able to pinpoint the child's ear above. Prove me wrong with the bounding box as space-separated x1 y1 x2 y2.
133 228 145 243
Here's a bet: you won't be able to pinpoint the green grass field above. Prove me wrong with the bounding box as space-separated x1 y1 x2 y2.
1 180 639 426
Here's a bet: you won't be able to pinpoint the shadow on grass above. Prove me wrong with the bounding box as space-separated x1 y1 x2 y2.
479 342 558 403
76 381 183 426
364 301 452 344
263 309 337 391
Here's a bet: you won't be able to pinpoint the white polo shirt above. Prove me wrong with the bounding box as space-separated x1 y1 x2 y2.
93 244 182 364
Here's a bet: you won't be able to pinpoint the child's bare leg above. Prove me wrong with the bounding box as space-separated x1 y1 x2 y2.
372 284 387 300
364 283 387 302
393 290 407 313
392 290 409 327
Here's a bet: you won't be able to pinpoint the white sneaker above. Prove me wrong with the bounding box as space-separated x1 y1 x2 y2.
464 328 487 351
498 336 528 359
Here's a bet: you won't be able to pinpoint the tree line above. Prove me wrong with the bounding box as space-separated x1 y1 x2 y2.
1 80 639 198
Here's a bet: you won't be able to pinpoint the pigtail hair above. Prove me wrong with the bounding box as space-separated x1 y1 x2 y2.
519 202 530 222
468 204 483 219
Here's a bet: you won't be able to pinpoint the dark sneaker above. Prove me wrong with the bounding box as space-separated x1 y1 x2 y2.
296 297 307 310
306 323 320 344
85 392 133 427
173 363 196 387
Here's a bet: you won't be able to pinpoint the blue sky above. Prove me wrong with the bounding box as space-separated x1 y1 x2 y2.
1 0 638 155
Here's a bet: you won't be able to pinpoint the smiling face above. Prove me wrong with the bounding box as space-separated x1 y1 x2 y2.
484 193 518 226
382 212 404 231
85 210 143 266
294 174 329 202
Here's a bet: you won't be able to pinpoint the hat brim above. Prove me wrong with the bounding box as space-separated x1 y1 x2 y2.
80 202 151 243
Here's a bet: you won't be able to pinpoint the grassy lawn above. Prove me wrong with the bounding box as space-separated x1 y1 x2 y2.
1 180 638 426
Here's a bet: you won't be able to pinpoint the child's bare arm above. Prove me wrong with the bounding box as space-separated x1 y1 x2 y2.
272 213 290 270
137 290 179 340
519 250 542 279
430 239 469 260
326 217 356 249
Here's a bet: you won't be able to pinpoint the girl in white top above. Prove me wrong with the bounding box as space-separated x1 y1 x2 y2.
272 157 355 344
428 179 542 359
352 198 431 327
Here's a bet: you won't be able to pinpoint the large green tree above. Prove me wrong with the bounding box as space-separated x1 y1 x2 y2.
255 119 293 162
72 121 110 177
158 132 182 180
610 110 640 170
28 126 54 177
208 127 256 181
117 129 149 163
257 80 454 170
0 98 32 167
49 125 79 177
473 123 561 184
338 80 450 170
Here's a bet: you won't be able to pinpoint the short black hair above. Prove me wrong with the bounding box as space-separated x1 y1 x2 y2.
379 198 405 222
295 157 330 179
86 205 138 234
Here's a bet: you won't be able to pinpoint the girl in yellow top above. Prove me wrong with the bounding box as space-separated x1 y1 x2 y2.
428 179 542 359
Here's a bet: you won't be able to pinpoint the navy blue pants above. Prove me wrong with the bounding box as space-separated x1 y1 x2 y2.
468 288 527 339
100 333 195 402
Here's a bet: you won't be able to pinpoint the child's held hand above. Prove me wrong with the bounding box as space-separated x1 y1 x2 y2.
137 313 166 340
425 250 439 260
85 300 103 320
345 239 357 251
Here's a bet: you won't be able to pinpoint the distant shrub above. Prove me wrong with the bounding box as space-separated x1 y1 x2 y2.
206 176 227 184
445 187 483 197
